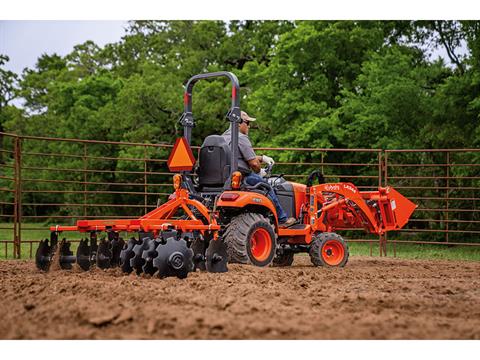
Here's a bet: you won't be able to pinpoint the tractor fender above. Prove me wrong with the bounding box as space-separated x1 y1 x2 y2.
216 191 278 226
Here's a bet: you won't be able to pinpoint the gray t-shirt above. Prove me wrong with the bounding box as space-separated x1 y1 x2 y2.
222 128 257 174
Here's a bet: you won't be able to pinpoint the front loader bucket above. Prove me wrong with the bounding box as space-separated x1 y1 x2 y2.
385 187 417 230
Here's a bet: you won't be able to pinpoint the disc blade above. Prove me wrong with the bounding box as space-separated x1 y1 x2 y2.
205 239 228 273
59 239 75 270
130 237 150 275
141 238 160 276
50 231 58 248
119 237 138 274
76 238 92 271
191 237 206 271
96 238 112 269
90 232 98 256
111 237 125 267
107 230 117 242
152 237 194 279
35 239 52 271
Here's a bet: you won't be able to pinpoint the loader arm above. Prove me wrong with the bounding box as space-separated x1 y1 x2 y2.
309 183 417 235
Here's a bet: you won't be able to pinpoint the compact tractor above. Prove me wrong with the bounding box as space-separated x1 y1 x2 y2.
36 71 417 278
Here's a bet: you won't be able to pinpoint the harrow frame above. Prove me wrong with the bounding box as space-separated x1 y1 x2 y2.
50 187 221 238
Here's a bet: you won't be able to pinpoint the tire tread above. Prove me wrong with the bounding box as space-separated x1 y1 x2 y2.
223 213 276 266
309 232 349 267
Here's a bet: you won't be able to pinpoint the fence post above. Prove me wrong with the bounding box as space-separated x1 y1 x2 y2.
12 136 17 259
13 136 22 259
445 152 450 243
379 152 382 257
144 145 148 214
383 151 394 257
83 143 88 217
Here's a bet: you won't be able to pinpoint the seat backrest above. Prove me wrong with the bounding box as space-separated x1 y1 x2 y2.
197 135 231 187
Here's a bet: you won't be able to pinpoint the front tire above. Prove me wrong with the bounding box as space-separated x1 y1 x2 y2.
223 213 277 267
309 232 349 267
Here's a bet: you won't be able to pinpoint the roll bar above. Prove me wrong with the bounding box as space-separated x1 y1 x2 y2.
178 71 241 174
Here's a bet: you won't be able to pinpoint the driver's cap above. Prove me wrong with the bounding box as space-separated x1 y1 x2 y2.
241 111 256 122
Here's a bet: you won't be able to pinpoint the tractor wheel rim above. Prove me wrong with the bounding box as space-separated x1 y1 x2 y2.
250 228 272 262
322 240 345 266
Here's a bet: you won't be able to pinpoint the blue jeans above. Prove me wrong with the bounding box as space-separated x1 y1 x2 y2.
245 173 288 222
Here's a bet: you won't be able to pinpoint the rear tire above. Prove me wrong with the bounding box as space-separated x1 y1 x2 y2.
309 232 349 267
223 213 276 267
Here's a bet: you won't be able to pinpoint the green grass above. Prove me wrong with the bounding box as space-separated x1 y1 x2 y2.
1 223 480 261
347 241 480 262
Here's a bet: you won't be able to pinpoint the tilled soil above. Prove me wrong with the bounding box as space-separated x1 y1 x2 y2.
1 256 479 339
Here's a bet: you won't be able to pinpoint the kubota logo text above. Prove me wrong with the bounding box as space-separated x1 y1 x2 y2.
343 184 357 193
325 185 340 191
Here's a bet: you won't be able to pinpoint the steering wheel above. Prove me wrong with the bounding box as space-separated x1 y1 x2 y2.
264 163 274 177
306 170 325 187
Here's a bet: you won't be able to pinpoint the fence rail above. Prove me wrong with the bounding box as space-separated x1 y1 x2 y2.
1 132 479 259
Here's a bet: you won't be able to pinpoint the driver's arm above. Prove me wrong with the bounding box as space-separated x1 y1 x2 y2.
239 136 261 173
248 158 261 173
249 155 271 173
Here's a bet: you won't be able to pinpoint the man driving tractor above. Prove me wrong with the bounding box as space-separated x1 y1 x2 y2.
222 111 296 227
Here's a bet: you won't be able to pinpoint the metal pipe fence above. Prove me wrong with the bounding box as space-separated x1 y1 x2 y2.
1 132 479 259
383 149 480 256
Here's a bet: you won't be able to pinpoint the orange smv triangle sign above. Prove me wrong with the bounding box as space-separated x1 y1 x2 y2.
167 137 196 172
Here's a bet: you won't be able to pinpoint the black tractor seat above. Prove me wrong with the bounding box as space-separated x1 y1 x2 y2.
196 135 231 193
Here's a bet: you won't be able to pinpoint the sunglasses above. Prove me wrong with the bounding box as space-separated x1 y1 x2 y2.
244 121 251 127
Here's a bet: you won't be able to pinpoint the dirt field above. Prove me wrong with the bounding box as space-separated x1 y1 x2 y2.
1 255 479 340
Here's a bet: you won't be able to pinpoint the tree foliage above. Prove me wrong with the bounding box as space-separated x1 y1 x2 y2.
5 20 479 149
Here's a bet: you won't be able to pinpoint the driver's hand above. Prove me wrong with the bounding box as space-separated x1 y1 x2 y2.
259 168 267 178
262 155 275 166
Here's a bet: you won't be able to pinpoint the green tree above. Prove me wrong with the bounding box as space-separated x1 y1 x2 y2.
333 46 446 149
244 21 389 150
0 54 19 132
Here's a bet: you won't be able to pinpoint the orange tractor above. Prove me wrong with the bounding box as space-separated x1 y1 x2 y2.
36 71 417 278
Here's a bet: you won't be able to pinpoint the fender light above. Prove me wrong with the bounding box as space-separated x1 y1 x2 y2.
220 193 240 201
231 171 242 189
173 174 182 190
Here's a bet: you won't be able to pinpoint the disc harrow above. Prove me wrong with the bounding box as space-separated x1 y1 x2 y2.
35 228 228 279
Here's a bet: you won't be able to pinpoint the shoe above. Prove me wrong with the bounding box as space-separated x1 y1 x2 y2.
280 217 296 227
